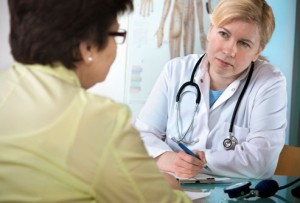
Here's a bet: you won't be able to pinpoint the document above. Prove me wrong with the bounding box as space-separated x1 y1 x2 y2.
175 173 231 184
184 190 211 200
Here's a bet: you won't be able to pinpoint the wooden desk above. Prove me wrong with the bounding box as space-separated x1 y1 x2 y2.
181 176 300 203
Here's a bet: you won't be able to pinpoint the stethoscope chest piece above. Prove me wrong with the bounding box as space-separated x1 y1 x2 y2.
223 133 238 150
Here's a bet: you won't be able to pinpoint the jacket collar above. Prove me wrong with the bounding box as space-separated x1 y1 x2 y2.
15 62 81 87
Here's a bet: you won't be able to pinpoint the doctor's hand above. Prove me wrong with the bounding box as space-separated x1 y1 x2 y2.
155 151 207 178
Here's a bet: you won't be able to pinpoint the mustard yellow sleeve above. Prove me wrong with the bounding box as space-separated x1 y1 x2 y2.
93 106 192 203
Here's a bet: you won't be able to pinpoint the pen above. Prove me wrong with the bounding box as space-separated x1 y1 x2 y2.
178 142 211 171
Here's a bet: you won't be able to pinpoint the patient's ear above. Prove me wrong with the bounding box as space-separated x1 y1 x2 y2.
79 41 93 64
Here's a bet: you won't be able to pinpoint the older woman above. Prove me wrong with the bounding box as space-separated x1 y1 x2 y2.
0 0 191 202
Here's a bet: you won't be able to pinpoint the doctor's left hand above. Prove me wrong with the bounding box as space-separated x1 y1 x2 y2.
156 150 207 178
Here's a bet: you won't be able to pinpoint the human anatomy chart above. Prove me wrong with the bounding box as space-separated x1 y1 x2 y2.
125 0 219 117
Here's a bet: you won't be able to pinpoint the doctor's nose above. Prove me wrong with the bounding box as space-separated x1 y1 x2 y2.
223 40 237 58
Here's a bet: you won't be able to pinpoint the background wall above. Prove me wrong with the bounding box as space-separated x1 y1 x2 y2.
0 1 298 145
0 0 13 71
262 0 297 143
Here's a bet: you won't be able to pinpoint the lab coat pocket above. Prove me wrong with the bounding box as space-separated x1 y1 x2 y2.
224 122 250 143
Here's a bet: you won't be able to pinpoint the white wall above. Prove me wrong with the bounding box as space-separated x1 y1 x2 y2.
0 0 14 70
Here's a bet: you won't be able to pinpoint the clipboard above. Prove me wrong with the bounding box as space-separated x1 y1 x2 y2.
175 173 231 184
177 177 217 184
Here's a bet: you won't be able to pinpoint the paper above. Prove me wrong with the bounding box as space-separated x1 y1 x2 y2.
175 173 231 184
184 191 211 200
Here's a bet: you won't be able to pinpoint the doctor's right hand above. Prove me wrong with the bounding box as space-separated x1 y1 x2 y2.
155 151 207 178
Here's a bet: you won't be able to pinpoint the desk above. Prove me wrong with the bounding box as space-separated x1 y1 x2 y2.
182 176 300 203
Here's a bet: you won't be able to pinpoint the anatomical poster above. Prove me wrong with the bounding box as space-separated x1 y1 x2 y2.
125 0 219 117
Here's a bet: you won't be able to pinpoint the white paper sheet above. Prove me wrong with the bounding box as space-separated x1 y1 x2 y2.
184 191 211 200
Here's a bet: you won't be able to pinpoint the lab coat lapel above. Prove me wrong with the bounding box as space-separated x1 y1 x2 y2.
211 80 240 110
209 68 251 110
197 55 210 112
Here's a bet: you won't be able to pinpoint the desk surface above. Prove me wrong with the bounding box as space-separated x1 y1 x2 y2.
182 176 300 203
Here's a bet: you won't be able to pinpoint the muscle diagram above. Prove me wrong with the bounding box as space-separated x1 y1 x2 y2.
155 0 207 59
140 0 154 17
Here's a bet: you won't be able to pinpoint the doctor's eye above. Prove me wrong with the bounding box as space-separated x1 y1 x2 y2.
238 41 251 48
218 31 229 39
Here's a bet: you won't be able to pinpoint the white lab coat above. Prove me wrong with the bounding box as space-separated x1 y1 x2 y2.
134 54 287 179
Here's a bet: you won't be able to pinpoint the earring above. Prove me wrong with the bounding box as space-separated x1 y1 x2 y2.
87 56 93 63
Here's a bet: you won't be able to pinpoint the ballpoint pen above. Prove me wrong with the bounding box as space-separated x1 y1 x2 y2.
178 142 211 171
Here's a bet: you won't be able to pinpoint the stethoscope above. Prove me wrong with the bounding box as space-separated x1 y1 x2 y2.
172 54 254 150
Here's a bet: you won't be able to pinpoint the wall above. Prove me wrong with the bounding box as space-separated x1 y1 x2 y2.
0 0 14 70
263 0 297 143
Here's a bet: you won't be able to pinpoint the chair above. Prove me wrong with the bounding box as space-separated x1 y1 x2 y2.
274 145 300 176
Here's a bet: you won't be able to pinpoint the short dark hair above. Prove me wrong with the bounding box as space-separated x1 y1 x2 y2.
8 0 133 69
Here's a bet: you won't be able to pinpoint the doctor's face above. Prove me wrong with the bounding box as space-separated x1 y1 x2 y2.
206 19 262 86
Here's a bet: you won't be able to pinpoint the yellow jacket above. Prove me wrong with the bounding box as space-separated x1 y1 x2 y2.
0 63 191 203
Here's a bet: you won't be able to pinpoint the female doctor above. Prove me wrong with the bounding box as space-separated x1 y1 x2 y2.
134 0 287 179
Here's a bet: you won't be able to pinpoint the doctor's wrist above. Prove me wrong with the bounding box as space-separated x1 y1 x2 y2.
155 151 177 173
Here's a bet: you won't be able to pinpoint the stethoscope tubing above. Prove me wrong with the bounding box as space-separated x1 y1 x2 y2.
229 62 254 133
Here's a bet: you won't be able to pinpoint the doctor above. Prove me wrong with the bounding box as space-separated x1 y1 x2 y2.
135 0 287 179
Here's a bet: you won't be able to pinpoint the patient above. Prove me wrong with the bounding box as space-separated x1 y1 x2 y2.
0 0 192 202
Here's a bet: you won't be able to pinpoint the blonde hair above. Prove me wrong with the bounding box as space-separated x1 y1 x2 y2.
210 0 275 51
